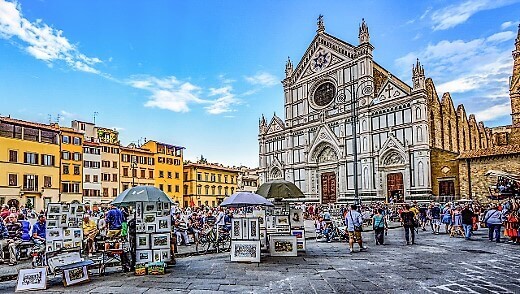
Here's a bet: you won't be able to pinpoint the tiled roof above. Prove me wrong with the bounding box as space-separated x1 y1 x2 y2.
458 144 520 159
0 116 58 131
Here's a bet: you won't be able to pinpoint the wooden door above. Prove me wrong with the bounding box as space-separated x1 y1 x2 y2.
321 172 337 204
439 180 455 196
387 172 404 202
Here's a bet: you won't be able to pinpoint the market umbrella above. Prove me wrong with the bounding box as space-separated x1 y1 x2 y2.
111 185 173 206
256 179 304 200
220 192 274 207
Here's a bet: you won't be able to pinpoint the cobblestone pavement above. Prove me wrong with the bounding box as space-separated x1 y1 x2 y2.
1 227 518 293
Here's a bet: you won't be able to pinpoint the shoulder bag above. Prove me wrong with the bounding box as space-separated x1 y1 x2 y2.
350 212 363 232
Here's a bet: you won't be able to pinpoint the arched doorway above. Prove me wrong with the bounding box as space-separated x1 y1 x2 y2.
387 172 404 202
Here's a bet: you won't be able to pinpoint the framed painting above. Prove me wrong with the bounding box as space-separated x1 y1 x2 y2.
146 224 156 233
289 209 304 228
160 249 171 262
248 218 260 240
269 235 297 257
291 229 306 251
275 216 289 226
72 229 82 241
136 234 150 250
63 266 89 287
47 203 61 215
144 214 156 224
46 228 63 241
46 220 58 228
75 205 85 216
53 241 63 251
230 240 260 262
15 268 47 292
260 230 267 250
144 202 156 213
136 250 152 263
156 216 170 233
151 233 170 250
62 240 74 249
231 218 243 240
135 202 143 220
152 250 161 263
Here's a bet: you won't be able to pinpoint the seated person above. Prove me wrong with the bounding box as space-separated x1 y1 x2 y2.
173 213 190 246
5 214 22 265
31 215 46 261
82 214 98 257
17 214 31 242
187 213 200 242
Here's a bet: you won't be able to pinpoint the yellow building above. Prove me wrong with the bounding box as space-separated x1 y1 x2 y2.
120 144 155 192
142 140 184 205
183 161 239 208
58 126 83 203
0 117 60 212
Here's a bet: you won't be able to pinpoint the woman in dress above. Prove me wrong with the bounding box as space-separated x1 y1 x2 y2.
450 206 464 237
372 209 388 245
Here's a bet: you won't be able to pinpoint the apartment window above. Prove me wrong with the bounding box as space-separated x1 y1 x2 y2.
197 173 202 181
44 176 52 188
8 174 17 186
122 154 129 162
159 171 164 178
73 165 80 175
174 159 180 165
224 187 229 195
8 150 17 163
102 161 110 168
41 154 55 166
123 167 128 177
61 182 80 193
183 172 188 181
112 148 119 154
224 175 228 183
149 170 154 179
159 184 164 191
73 137 81 145
24 152 38 165
112 174 117 182
62 151 70 160
93 175 99 183
103 188 109 197
205 186 209 195
197 185 202 195
218 175 221 182
112 188 118 197
62 136 70 144
204 173 209 181
211 174 215 182
85 174 90 182
73 152 81 161
167 172 172 179
175 185 179 193
23 175 38 191
123 184 129 191
102 173 111 181
63 164 69 175
132 169 137 178
140 169 145 178
231 176 234 184
148 157 154 165
183 185 188 195
175 172 179 179
112 161 117 168
167 185 172 193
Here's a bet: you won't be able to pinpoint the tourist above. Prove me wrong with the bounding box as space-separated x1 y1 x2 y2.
372 208 387 245
484 204 504 243
173 213 190 246
441 203 452 234
450 206 464 237
4 214 22 265
17 214 31 242
344 205 367 253
82 214 98 257
105 204 123 251
0 205 10 219
0 217 11 264
400 204 416 245
461 204 474 240
418 204 428 231
431 203 441 234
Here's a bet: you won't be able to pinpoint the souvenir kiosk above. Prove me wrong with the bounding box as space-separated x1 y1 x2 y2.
111 186 173 275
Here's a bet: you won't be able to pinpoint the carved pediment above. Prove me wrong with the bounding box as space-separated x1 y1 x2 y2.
383 151 404 166
317 146 338 163
376 79 410 102
266 115 285 134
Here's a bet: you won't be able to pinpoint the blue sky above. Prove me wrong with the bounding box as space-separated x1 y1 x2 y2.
0 0 519 167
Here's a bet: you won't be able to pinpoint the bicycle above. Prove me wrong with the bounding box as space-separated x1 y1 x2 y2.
196 225 231 254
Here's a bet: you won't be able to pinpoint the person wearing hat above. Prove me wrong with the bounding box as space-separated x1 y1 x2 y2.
82 214 98 257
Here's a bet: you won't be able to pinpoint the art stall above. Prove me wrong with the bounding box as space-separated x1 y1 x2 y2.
111 185 173 276
257 179 306 257
220 192 274 263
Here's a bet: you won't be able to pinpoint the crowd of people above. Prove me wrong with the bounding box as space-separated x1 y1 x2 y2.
1 196 519 267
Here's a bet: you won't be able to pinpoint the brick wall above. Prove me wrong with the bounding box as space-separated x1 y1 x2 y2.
430 149 460 197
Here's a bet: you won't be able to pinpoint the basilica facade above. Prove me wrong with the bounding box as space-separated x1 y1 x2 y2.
258 18 520 204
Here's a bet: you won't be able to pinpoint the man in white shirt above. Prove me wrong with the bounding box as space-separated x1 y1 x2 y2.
344 205 367 253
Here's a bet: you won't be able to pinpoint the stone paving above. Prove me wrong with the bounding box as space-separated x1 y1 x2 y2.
0 227 518 293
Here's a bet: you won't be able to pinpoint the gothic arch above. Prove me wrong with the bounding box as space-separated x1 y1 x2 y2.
311 142 339 164
380 149 405 167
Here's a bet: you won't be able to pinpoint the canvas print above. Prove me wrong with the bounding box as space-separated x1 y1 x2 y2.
163 202 171 213
144 214 156 223
290 209 304 228
156 216 170 233
260 231 267 249
291 229 304 239
16 268 47 291
74 241 81 248
269 236 297 257
151 233 170 249
63 266 89 287
231 240 260 262
46 214 59 220
60 214 68 226
63 240 74 249
63 229 72 238
136 250 152 263
136 234 149 250
231 219 243 240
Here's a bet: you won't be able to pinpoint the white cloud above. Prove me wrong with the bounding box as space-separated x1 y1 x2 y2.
430 0 519 31
486 31 516 43
474 103 511 121
0 0 102 74
500 21 518 29
205 85 240 115
60 110 75 118
245 72 278 86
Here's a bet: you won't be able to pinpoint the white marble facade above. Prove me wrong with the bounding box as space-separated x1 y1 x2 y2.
258 18 431 203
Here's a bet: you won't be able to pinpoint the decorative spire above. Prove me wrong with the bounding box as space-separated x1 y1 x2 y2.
358 18 370 44
317 14 325 34
285 56 293 78
259 114 267 134
412 58 425 91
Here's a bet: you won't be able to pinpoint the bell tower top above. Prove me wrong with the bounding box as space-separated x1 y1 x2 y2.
317 14 325 34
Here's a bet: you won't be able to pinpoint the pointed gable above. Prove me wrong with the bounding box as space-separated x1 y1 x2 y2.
376 78 411 102
266 115 285 134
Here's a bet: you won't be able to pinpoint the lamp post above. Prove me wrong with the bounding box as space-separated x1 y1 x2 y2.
131 160 137 187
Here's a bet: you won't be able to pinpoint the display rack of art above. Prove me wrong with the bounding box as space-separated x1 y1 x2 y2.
291 229 306 251
15 268 47 292
133 201 172 268
229 217 263 263
269 235 298 257
230 240 261 262
63 266 89 287
45 203 85 253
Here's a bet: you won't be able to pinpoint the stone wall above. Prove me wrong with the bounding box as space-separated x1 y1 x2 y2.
430 149 460 198
458 154 520 203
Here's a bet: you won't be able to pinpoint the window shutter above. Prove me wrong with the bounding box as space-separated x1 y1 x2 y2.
41 154 44 165
35 175 39 190
23 175 27 189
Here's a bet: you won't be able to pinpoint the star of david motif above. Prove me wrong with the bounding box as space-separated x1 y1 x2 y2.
312 50 330 72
